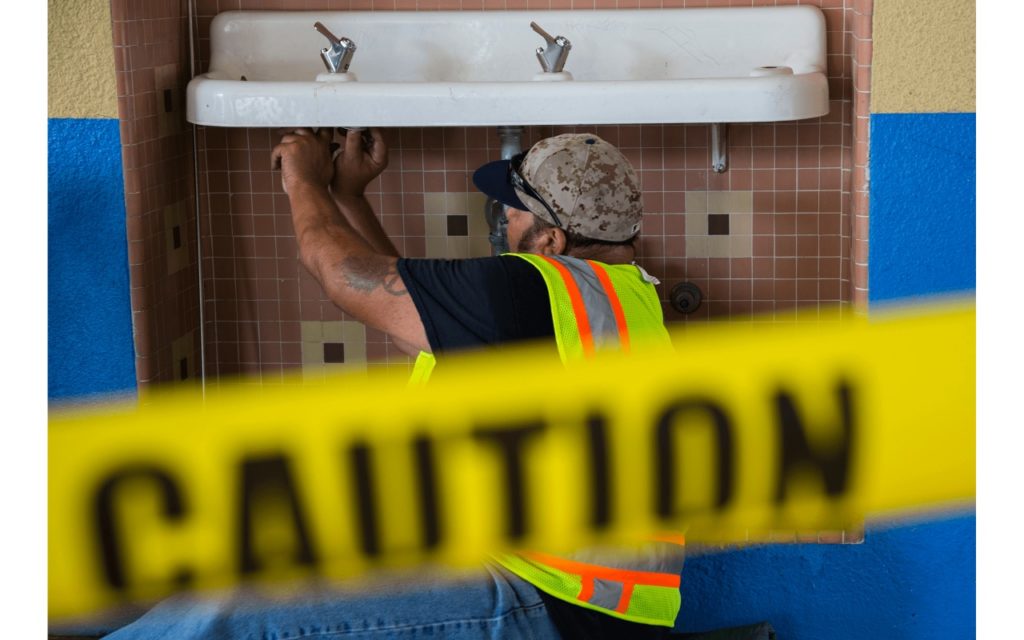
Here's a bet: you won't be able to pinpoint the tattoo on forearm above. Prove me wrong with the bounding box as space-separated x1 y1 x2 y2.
340 256 408 296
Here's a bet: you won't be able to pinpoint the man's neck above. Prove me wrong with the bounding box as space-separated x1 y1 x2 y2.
565 244 636 264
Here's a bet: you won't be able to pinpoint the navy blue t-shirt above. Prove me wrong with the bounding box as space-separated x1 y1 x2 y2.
396 255 556 355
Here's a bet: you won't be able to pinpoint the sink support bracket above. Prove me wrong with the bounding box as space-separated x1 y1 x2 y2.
711 123 729 173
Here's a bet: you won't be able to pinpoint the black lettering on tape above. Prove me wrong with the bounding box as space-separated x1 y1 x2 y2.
774 380 855 503
655 399 735 517
586 413 611 529
413 434 442 550
348 441 380 557
93 465 193 591
348 436 441 558
237 455 318 574
472 421 546 540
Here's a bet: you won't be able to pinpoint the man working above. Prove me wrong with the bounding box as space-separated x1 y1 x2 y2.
106 128 683 639
273 128 672 377
277 126 682 635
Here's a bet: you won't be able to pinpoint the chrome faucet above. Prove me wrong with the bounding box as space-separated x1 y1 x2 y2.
530 22 571 73
314 22 356 74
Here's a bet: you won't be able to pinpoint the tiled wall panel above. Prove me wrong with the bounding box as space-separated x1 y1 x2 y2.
119 0 864 382
112 0 203 389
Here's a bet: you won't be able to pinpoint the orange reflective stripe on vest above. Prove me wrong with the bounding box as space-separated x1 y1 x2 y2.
586 259 631 355
537 255 597 357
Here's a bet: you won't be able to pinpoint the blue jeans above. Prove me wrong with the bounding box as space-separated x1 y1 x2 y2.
102 562 562 640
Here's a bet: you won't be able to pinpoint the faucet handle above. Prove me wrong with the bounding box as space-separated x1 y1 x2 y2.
314 21 341 45
314 22 357 73
530 22 571 73
530 21 557 46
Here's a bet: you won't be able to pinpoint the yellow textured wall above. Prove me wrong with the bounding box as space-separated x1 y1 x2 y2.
872 0 975 113
48 0 118 119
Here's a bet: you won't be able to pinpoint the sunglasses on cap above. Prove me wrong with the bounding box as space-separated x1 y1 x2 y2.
508 152 563 229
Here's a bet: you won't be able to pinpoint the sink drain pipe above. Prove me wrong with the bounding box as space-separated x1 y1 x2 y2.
485 126 524 255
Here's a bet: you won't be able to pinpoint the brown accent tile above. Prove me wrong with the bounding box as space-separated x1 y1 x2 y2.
323 343 346 364
708 214 730 236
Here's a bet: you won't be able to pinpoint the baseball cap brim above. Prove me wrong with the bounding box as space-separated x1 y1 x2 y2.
472 160 529 211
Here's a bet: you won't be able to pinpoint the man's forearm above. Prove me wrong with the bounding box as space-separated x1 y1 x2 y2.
288 184 401 319
331 192 400 258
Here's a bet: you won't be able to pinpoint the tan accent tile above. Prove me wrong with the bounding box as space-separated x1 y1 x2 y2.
341 321 366 342
426 237 447 258
301 342 324 366
471 237 493 257
170 331 195 382
423 193 446 215
728 234 752 258
708 236 731 257
684 191 707 214
154 63 183 138
448 237 471 259
444 191 468 214
685 236 708 259
684 212 708 236
468 207 491 238
731 212 753 236
731 191 753 213
707 191 729 214
321 322 344 342
300 321 322 342
163 201 189 274
425 215 446 238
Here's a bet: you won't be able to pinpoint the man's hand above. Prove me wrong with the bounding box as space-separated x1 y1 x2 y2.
330 128 388 197
271 128 335 194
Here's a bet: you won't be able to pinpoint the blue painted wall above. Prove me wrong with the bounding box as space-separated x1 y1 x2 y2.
48 118 137 400
869 113 976 301
677 514 975 638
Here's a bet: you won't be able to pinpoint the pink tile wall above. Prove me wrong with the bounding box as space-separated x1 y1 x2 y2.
112 0 203 389
848 0 872 307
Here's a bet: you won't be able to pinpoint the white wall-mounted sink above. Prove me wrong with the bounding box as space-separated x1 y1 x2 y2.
187 8 828 128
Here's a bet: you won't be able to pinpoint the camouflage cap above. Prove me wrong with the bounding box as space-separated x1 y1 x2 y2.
515 133 643 242
472 133 643 242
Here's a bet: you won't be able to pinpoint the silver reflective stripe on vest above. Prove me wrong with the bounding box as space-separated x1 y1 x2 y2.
588 577 626 610
548 255 621 350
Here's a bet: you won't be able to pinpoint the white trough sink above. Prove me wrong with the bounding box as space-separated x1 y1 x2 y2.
187 8 829 128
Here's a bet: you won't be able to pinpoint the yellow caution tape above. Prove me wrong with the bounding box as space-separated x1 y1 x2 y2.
48 301 975 621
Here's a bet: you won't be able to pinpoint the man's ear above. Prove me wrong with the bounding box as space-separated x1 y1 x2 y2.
535 226 567 256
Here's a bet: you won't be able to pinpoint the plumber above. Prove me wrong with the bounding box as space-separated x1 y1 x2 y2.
108 126 683 639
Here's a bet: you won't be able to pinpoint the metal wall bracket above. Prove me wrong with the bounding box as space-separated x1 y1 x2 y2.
711 123 729 173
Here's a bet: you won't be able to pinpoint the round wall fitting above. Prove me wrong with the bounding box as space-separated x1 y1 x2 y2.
669 282 703 314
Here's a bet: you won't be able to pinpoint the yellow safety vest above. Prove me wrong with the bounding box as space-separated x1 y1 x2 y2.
409 253 684 627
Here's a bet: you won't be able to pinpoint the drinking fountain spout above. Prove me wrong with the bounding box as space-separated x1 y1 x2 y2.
314 21 356 74
530 22 571 73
